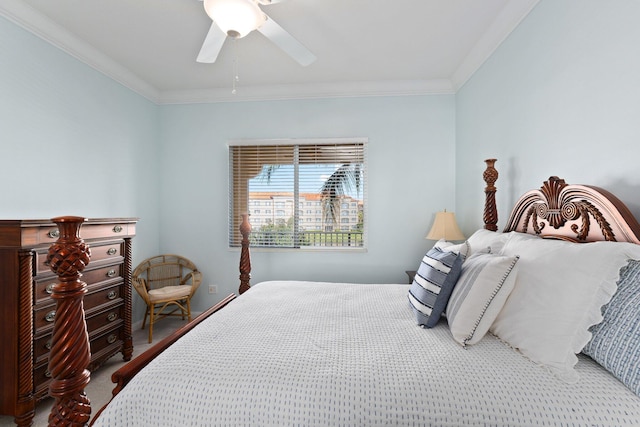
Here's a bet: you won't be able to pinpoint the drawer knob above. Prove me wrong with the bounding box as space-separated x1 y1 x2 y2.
107 247 117 255
47 229 60 238
107 290 118 300
45 283 55 294
107 312 118 322
45 370 52 378
113 225 123 233
107 269 117 278
107 334 117 344
45 340 52 350
45 311 56 322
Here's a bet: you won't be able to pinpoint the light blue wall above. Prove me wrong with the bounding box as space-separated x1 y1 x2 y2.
12 0 637 317
0 16 161 315
456 0 640 234
159 96 457 310
1 14 457 316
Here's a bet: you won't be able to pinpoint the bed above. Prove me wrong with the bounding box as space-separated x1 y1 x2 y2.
44 159 640 426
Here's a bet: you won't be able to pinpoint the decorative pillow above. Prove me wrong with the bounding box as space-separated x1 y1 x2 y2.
466 229 515 256
583 259 640 397
408 246 464 328
490 233 640 382
446 252 520 347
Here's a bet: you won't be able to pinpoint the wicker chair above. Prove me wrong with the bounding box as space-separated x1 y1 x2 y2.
132 254 202 343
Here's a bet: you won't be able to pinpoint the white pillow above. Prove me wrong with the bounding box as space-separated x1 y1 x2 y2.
446 252 519 347
434 239 470 259
491 233 640 382
466 229 514 256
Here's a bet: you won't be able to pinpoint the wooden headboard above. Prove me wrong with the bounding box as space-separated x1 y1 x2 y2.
482 159 640 244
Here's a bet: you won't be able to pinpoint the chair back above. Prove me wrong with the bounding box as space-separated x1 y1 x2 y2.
133 254 201 295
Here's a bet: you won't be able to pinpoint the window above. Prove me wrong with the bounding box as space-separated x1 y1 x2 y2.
229 138 367 249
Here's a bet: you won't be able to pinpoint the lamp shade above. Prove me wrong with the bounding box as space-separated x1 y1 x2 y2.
203 0 266 38
426 211 465 241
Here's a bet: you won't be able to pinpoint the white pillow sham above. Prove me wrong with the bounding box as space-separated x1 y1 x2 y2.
466 229 512 255
446 252 519 347
434 239 470 259
491 232 640 382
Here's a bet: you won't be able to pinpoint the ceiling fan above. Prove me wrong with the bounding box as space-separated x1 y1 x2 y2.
197 0 316 66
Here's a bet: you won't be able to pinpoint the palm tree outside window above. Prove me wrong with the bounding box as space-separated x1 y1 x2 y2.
228 138 367 249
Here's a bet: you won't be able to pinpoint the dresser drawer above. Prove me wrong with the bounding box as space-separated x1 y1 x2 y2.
33 276 58 304
33 248 53 277
32 222 133 246
34 324 124 368
83 264 123 286
91 327 124 358
34 304 125 371
33 361 53 398
33 226 63 246
34 241 123 277
81 223 133 240
33 333 53 365
33 303 57 334
88 240 124 263
33 264 123 306
33 302 124 337
86 304 124 333
84 282 123 311
33 330 122 394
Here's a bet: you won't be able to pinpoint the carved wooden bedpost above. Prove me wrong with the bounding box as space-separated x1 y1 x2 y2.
483 159 499 231
239 213 252 294
46 216 92 426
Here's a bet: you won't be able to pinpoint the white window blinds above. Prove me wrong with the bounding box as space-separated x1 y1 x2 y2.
229 138 367 249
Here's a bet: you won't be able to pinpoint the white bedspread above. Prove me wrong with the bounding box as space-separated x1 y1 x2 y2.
94 281 640 426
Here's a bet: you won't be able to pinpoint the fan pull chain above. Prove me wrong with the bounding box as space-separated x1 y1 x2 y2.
232 38 239 95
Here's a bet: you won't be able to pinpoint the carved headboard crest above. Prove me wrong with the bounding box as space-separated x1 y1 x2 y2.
502 176 640 243
520 176 616 241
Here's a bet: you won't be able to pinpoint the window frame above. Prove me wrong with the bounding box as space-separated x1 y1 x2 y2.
228 137 368 251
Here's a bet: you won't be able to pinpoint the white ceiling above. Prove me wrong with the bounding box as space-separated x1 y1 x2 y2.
0 0 539 104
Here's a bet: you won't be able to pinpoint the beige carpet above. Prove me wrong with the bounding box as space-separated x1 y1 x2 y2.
0 317 189 427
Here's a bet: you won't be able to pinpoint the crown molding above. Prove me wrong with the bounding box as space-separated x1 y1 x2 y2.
451 0 540 91
1 0 538 104
0 0 160 102
157 79 455 105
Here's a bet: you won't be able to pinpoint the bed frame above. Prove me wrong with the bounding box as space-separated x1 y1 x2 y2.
40 158 640 426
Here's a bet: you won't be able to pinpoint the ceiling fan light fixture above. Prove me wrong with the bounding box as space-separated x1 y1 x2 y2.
203 0 266 39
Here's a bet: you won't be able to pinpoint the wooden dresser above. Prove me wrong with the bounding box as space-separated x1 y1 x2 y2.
0 217 137 426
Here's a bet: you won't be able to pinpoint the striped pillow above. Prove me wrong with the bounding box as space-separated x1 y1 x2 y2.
446 252 519 347
583 259 640 397
408 247 463 328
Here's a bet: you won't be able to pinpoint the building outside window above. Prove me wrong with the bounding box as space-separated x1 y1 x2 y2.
229 138 366 249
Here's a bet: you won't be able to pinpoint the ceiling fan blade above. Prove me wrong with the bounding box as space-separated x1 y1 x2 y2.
197 22 227 63
258 16 316 66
